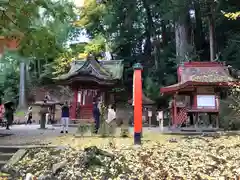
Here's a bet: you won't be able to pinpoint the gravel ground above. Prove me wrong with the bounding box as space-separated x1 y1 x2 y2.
0 124 77 145
0 124 169 146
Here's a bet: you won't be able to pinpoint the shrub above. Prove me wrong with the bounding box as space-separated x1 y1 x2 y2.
219 84 240 130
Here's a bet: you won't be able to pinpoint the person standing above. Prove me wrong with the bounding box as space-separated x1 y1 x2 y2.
26 106 33 124
92 100 100 134
0 100 5 127
106 104 116 124
5 102 14 130
61 101 69 133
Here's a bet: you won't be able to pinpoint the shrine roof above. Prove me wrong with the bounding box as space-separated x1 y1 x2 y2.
54 55 124 84
160 61 236 94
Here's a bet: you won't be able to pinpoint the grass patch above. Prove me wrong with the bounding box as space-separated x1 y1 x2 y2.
15 111 25 117
49 129 182 149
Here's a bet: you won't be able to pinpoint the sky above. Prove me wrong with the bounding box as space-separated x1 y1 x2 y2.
68 0 89 44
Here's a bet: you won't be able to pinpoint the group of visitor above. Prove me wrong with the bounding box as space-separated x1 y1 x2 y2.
0 96 117 133
59 98 116 134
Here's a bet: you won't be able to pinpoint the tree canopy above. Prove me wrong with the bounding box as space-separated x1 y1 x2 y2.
1 0 240 108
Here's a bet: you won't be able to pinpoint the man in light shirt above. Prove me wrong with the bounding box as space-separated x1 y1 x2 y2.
106 104 116 124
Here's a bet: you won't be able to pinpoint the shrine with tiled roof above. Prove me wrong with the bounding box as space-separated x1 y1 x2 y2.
54 54 124 120
160 61 236 130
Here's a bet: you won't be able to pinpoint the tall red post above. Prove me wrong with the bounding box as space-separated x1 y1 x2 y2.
133 63 143 145
173 94 177 126
71 88 78 121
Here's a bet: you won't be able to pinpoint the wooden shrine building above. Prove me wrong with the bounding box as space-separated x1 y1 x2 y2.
160 62 235 129
54 55 124 121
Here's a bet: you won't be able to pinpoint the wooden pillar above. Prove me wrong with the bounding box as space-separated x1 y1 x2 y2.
215 94 219 128
52 105 56 122
71 87 78 120
209 113 212 126
216 113 219 129
195 113 199 128
173 94 177 127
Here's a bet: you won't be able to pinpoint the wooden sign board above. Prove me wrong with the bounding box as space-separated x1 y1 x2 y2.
148 111 152 117
158 111 163 120
197 87 214 94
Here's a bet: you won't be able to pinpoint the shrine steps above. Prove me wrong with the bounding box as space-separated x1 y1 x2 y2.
78 106 93 120
0 147 18 169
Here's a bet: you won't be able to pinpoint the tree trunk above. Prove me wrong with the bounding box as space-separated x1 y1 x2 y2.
161 20 168 46
194 0 204 61
37 59 41 77
208 8 215 61
26 59 30 84
34 59 37 77
18 61 26 109
175 19 190 64
142 0 154 66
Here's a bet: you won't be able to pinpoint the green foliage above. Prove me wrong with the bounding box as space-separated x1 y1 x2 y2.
74 0 107 37
70 43 87 54
219 99 240 130
1 0 240 114
219 85 240 130
0 0 77 104
77 123 90 137
144 77 160 100
52 51 74 76
84 34 105 57
0 51 20 102
50 34 106 77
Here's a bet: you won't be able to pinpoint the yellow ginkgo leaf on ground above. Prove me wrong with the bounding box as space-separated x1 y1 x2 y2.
4 133 240 179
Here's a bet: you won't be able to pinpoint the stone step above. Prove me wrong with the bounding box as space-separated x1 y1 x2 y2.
0 160 7 168
0 153 15 161
0 148 18 169
0 147 18 154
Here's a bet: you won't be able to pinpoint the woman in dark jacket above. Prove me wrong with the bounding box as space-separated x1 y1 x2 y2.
92 101 100 134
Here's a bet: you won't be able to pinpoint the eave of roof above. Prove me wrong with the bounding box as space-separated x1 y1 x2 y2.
160 81 235 94
53 58 124 82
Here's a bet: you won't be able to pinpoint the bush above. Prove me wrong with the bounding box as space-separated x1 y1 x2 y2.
219 95 240 130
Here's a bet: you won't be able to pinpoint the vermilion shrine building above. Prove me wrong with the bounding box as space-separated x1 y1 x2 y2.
160 61 235 129
0 36 20 55
54 55 124 121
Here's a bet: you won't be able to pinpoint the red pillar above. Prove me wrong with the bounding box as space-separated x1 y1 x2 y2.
70 88 78 121
133 63 143 145
173 94 177 127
